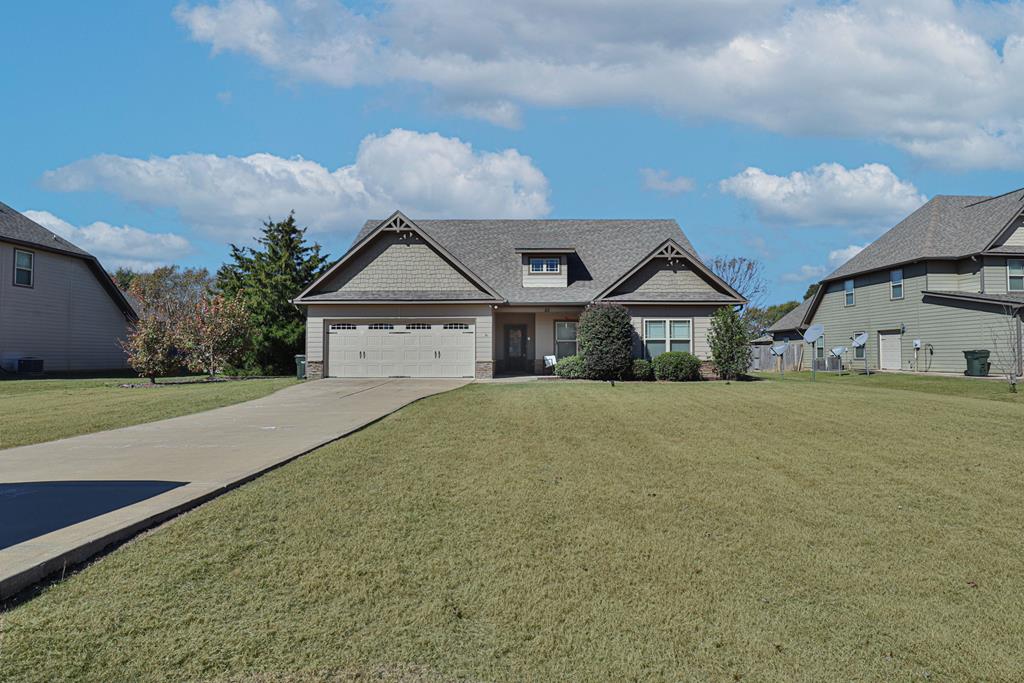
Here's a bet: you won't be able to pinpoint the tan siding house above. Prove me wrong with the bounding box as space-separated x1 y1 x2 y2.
0 203 135 373
800 192 1024 376
294 212 745 378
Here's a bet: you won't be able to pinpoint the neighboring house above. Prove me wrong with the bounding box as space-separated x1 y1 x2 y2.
0 202 136 373
293 211 746 379
765 298 812 343
800 191 1024 375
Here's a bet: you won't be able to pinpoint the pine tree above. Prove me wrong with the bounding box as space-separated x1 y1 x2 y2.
216 213 331 374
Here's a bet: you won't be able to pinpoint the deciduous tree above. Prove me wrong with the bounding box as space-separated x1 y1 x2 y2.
177 293 252 378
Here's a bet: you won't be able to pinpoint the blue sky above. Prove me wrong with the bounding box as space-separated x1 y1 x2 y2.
3 1 1024 304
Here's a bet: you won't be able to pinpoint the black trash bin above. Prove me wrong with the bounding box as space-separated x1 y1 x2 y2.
963 350 990 377
295 354 307 380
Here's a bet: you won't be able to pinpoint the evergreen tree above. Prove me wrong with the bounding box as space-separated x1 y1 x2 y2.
216 213 331 374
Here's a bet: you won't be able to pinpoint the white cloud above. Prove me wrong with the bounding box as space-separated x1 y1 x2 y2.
41 129 550 239
640 168 694 195
23 211 191 271
781 264 827 283
828 243 867 268
175 0 1024 168
719 163 926 228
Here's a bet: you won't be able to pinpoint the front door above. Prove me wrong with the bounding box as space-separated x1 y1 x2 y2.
504 324 529 373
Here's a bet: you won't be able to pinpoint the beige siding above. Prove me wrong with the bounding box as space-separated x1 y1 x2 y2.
521 254 568 288
993 215 1024 247
314 233 483 294
982 256 1009 294
612 262 719 297
304 303 493 365
927 261 958 290
810 260 1020 374
626 305 723 360
957 258 983 292
0 241 130 371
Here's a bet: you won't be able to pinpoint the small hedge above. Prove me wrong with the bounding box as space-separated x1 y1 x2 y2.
631 359 654 381
553 355 586 379
652 351 702 381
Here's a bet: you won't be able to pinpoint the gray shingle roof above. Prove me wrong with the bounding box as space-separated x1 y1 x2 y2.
0 201 90 256
299 289 496 302
923 290 1024 307
350 218 721 304
766 297 812 333
825 191 1024 282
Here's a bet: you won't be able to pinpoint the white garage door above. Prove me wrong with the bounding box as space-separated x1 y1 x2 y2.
879 332 902 370
326 321 475 378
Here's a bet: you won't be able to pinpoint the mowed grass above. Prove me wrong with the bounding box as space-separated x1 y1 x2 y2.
0 377 296 449
754 368 1024 403
3 379 1024 681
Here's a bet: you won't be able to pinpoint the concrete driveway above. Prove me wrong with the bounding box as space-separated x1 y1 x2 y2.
0 378 469 599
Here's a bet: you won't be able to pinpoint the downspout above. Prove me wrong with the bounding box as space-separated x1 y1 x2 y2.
1017 310 1023 379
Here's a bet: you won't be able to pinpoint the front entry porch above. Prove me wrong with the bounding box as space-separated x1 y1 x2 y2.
492 307 583 376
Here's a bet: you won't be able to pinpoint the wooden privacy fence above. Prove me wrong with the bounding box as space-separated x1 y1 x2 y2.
749 343 803 372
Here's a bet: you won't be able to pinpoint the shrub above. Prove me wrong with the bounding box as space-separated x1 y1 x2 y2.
577 303 634 380
553 355 586 379
708 305 752 380
652 351 702 381
631 358 654 381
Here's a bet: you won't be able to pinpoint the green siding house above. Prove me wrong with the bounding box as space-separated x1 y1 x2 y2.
799 190 1024 376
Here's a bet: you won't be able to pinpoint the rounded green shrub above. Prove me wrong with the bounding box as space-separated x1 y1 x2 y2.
652 351 702 381
631 358 654 381
553 355 586 379
578 303 634 380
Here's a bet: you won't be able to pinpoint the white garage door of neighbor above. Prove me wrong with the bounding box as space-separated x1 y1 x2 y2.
326 321 475 378
879 332 902 370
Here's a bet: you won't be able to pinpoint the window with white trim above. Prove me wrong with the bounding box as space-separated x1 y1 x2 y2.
844 279 855 306
405 323 432 330
890 268 904 300
853 331 866 360
1009 259 1024 292
368 323 394 330
554 321 578 359
815 335 825 359
329 323 356 331
529 257 560 273
13 249 33 287
443 323 469 330
643 319 692 358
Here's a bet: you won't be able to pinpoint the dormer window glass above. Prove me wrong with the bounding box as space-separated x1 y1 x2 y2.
530 257 560 273
1009 259 1024 292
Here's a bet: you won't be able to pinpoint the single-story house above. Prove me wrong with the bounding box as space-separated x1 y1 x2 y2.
765 298 812 343
799 190 1024 375
293 211 746 379
0 201 136 373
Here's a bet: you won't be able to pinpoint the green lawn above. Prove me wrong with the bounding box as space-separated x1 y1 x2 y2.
754 368 1023 403
3 378 1023 681
0 376 296 449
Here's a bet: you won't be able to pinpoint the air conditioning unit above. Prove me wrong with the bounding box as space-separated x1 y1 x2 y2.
1 354 44 374
17 357 44 374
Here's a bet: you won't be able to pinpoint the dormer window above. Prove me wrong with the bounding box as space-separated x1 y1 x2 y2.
530 257 560 273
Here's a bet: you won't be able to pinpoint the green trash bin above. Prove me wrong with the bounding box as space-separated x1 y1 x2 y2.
295 354 307 380
963 350 990 377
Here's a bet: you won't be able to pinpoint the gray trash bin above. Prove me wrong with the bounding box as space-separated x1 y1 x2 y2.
295 354 307 380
